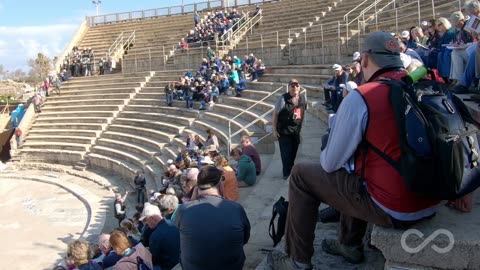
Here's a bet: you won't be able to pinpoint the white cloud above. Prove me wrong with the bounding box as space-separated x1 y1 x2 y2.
0 24 77 72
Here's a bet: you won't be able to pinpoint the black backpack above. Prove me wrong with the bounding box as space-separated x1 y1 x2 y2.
269 196 289 246
363 77 480 200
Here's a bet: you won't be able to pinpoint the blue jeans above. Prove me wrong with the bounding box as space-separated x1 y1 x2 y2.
461 49 479 88
210 93 218 102
166 93 173 105
278 133 301 177
137 188 145 205
185 96 193 108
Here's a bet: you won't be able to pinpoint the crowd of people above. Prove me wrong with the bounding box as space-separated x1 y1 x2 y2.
55 132 261 270
61 46 115 77
45 2 480 269
163 52 265 109
181 8 245 49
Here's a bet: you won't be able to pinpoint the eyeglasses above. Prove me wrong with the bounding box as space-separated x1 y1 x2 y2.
290 83 299 87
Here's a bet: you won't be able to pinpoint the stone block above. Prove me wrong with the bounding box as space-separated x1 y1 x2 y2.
371 191 480 270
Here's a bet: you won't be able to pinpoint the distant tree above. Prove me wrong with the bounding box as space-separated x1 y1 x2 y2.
28 53 51 84
0 64 4 77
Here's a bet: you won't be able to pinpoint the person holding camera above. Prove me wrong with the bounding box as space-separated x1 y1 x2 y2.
272 79 307 179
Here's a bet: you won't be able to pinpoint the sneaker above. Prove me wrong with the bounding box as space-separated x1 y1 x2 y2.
252 79 258 82
267 250 312 270
321 239 364 264
322 101 330 106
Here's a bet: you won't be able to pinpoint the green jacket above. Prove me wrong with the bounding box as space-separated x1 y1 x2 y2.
237 154 256 186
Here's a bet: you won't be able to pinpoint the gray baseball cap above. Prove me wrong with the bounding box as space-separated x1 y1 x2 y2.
363 31 403 69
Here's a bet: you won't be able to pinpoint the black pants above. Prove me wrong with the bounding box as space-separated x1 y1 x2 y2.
278 133 300 177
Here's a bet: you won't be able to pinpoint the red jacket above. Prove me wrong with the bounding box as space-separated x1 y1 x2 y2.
355 70 440 213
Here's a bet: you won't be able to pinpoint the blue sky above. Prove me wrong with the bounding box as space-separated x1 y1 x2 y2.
0 0 202 72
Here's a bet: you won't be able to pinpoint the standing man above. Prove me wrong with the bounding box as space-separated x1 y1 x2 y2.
175 166 251 270
114 191 128 226
272 79 307 179
267 31 445 270
139 203 180 270
240 135 261 175
134 170 146 206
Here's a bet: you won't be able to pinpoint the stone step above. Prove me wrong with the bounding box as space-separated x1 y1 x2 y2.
31 123 106 131
260 73 329 85
55 87 137 96
113 118 184 135
27 129 101 138
37 110 111 119
16 149 85 165
107 124 175 143
102 131 169 151
61 82 142 91
43 99 128 107
22 142 90 152
46 93 134 102
25 135 95 145
124 104 199 118
34 117 111 124
96 138 160 159
118 111 194 127
40 104 123 112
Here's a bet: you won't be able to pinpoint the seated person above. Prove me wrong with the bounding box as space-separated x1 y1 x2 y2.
230 148 256 187
323 64 348 112
66 240 102 270
235 74 247 97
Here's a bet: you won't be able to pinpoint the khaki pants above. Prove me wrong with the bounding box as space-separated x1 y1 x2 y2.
285 162 397 264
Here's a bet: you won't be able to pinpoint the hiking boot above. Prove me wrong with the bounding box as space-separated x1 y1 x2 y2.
267 250 312 270
321 239 364 264
451 84 469 94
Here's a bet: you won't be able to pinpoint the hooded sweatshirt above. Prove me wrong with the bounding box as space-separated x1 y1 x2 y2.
237 155 256 186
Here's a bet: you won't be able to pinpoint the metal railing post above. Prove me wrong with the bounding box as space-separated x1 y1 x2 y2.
261 34 264 60
163 46 166 70
135 48 138 73
228 121 231 159
431 0 435 18
395 9 398 34
277 31 280 64
321 24 324 64
417 0 421 26
337 21 340 62
374 1 378 30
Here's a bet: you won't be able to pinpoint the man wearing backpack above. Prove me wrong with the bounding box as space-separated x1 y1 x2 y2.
267 31 468 270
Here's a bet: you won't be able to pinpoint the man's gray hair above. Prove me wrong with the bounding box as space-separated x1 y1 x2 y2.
464 0 480 13
98 233 110 248
159 194 179 211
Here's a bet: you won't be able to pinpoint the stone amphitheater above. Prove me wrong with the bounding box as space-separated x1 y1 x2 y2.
2 0 477 269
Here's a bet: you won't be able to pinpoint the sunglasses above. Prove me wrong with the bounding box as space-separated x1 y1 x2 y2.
290 83 299 87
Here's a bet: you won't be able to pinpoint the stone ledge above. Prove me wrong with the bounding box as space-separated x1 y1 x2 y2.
371 191 480 270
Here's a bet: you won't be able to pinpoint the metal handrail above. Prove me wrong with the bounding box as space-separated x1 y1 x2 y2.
216 11 263 55
87 0 276 27
359 0 396 24
107 32 124 58
227 84 286 155
219 11 250 42
343 0 370 21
